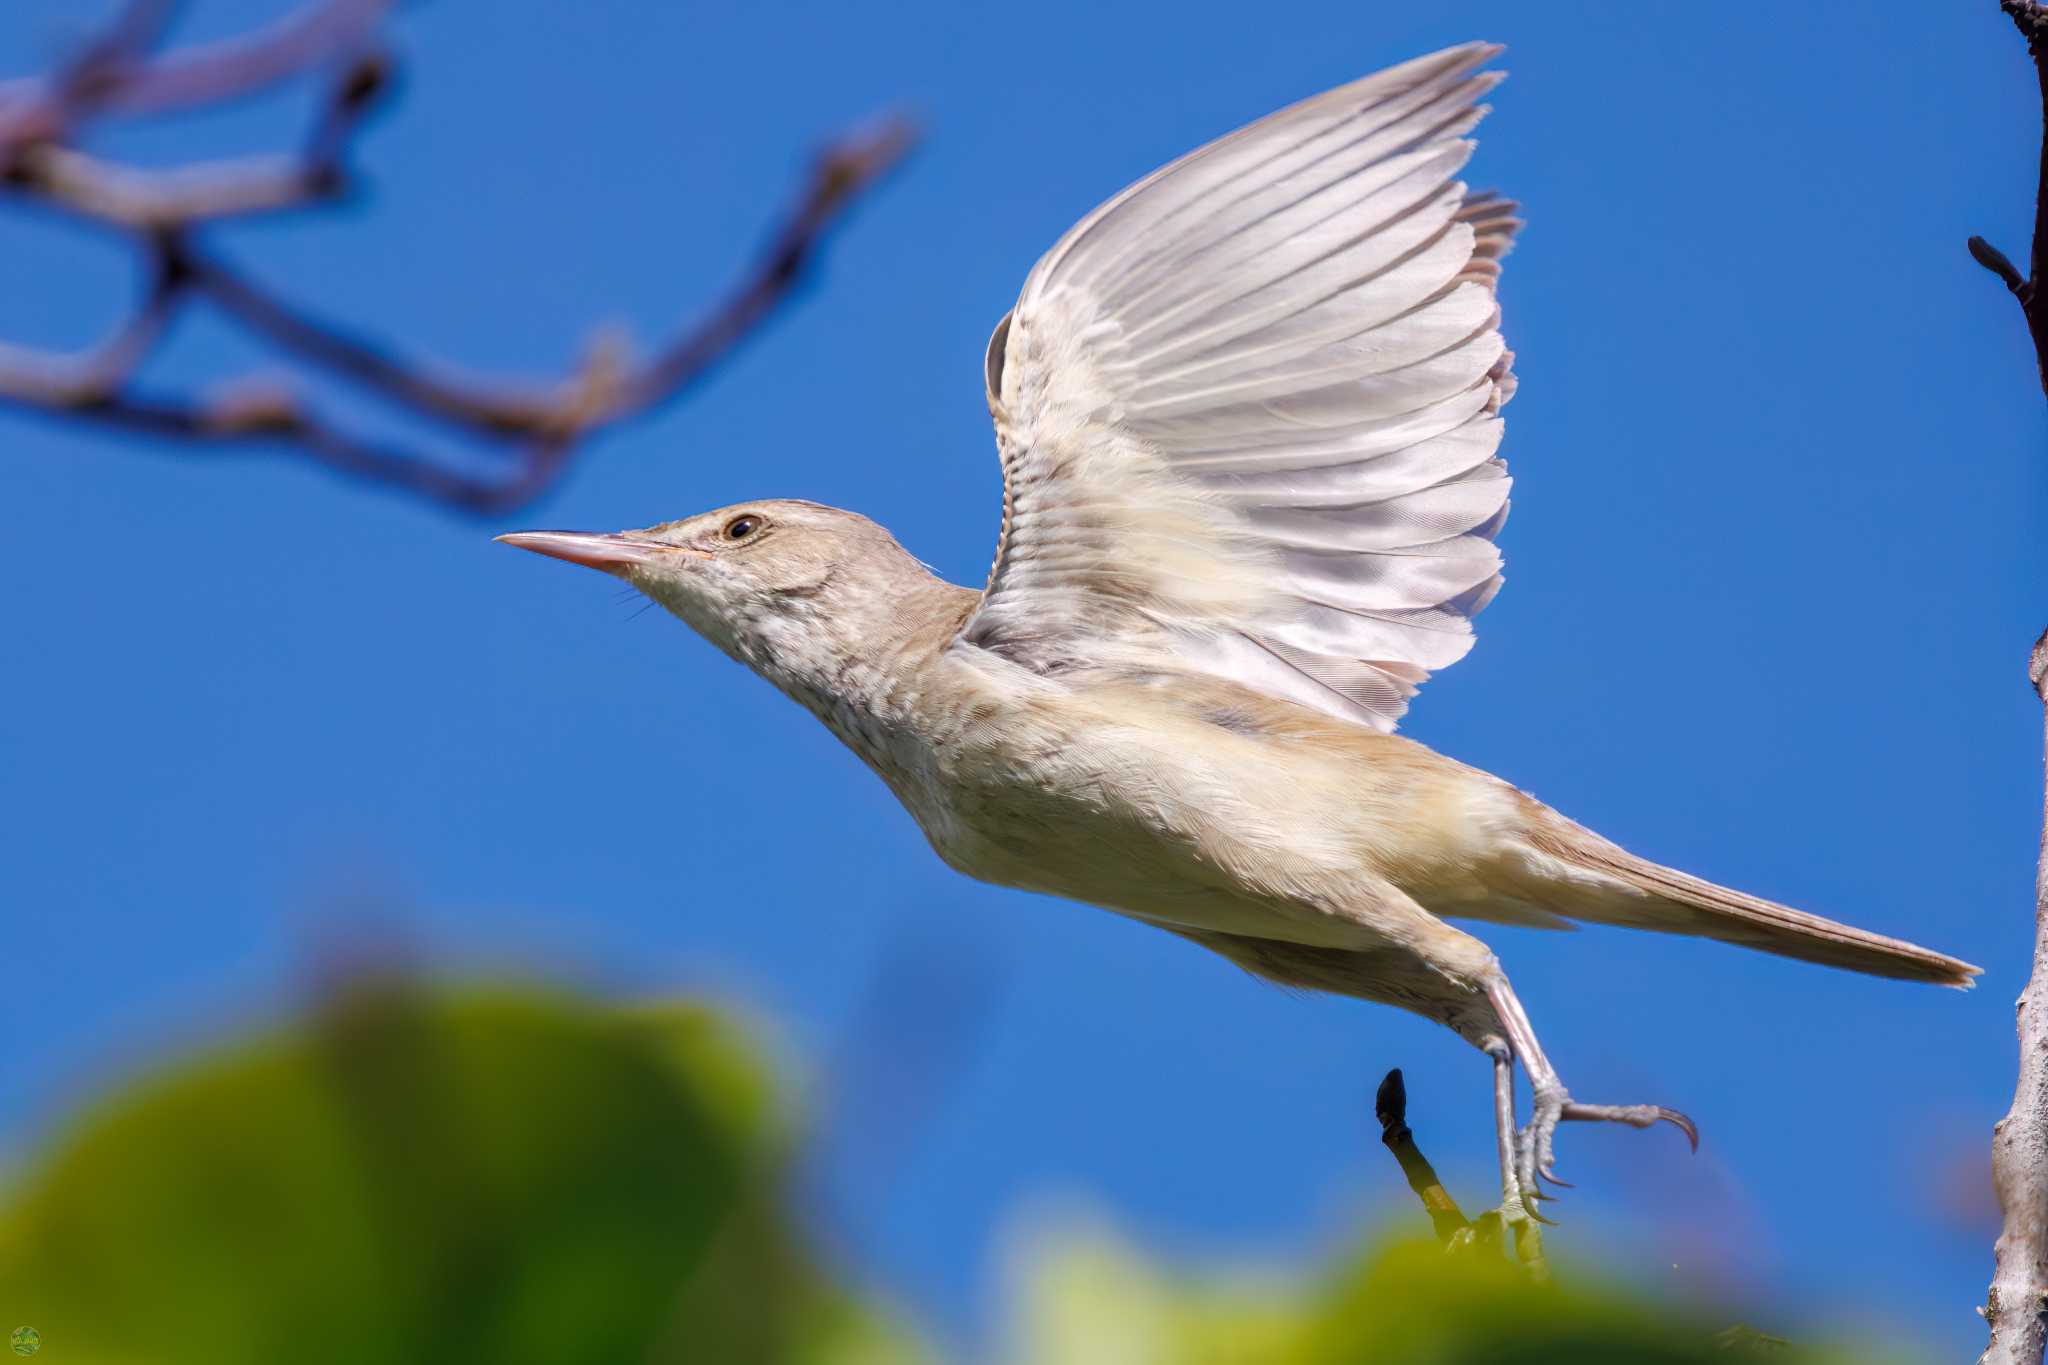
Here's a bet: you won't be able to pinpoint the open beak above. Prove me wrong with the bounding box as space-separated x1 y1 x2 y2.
495 530 676 571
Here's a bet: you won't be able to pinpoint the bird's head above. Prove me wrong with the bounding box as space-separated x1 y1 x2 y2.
497 499 949 689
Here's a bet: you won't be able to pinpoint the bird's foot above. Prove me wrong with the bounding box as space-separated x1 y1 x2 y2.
1519 1084 1698 1191
1493 1147 1556 1228
1477 1174 1554 1275
1495 1181 1555 1234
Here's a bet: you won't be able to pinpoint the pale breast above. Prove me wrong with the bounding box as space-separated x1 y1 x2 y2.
889 666 1451 951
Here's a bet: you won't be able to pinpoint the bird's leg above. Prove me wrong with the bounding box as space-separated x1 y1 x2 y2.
1486 1039 1553 1242
1487 1040 1557 1273
1484 970 1698 1189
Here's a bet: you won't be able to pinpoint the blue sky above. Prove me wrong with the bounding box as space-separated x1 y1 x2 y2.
3 0 2043 1356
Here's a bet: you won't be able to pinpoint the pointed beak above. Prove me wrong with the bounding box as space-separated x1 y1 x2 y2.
495 530 677 571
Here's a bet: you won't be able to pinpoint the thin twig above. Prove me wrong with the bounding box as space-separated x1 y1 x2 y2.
1374 1067 1551 1276
1374 1069 1471 1245
621 116 919 409
0 1 916 513
3 144 329 229
176 241 566 435
174 113 920 445
0 0 390 149
0 232 185 403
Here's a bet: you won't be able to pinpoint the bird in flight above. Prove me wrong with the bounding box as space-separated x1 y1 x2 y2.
500 43 1977 1231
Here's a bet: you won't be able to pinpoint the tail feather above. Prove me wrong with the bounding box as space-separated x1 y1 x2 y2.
1519 818 1980 989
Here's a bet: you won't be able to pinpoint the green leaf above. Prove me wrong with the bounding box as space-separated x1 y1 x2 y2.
0 981 925 1365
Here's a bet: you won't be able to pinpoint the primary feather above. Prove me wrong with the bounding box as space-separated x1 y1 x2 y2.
960 42 1519 732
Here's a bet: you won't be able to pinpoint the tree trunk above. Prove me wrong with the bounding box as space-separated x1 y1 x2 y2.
1982 631 2048 1365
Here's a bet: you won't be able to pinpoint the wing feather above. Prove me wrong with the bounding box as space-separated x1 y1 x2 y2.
958 44 1519 731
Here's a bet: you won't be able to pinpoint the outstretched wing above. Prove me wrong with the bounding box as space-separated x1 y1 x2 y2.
957 43 1519 732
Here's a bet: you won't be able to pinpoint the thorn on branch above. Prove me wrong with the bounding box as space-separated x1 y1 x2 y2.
337 52 391 112
306 48 393 182
1972 235 2029 296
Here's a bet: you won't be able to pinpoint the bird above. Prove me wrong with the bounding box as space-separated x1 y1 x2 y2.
497 42 1978 1230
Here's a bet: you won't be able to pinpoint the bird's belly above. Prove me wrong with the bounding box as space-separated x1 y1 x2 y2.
902 766 1376 948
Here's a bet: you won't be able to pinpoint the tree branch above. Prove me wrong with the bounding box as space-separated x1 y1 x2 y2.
1970 0 2048 396
0 232 185 402
1374 1068 1551 1276
1983 634 2048 1365
0 0 390 149
0 1 916 513
1374 1069 1471 1245
1980 4 2048 1359
3 144 332 229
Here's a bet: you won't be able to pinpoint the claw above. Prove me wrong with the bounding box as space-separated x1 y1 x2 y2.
1513 1132 1541 1207
1660 1106 1700 1152
1478 968 1695 1257
1558 1100 1700 1152
1533 1139 1562 1189
1494 1189 1557 1230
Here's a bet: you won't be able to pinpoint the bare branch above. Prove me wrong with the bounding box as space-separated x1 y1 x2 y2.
622 115 920 411
0 0 392 149
1982 634 2048 1365
0 372 574 514
176 243 567 435
1374 1069 1472 1245
303 49 392 178
4 144 331 229
0 235 185 404
1374 1067 1553 1276
1970 1 2048 397
0 1 916 513
178 112 919 446
1980 7 2048 1360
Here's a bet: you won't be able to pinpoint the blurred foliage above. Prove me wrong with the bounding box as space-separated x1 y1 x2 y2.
0 977 1908 1364
0 979 926 1365
1007 1223 1893 1365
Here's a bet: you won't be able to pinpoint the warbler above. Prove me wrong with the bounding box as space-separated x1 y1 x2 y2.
500 42 1977 1228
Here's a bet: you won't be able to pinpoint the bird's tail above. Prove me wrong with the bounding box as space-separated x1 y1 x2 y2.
1518 816 1980 988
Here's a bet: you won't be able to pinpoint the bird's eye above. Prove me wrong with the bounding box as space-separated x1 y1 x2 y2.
722 515 761 542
